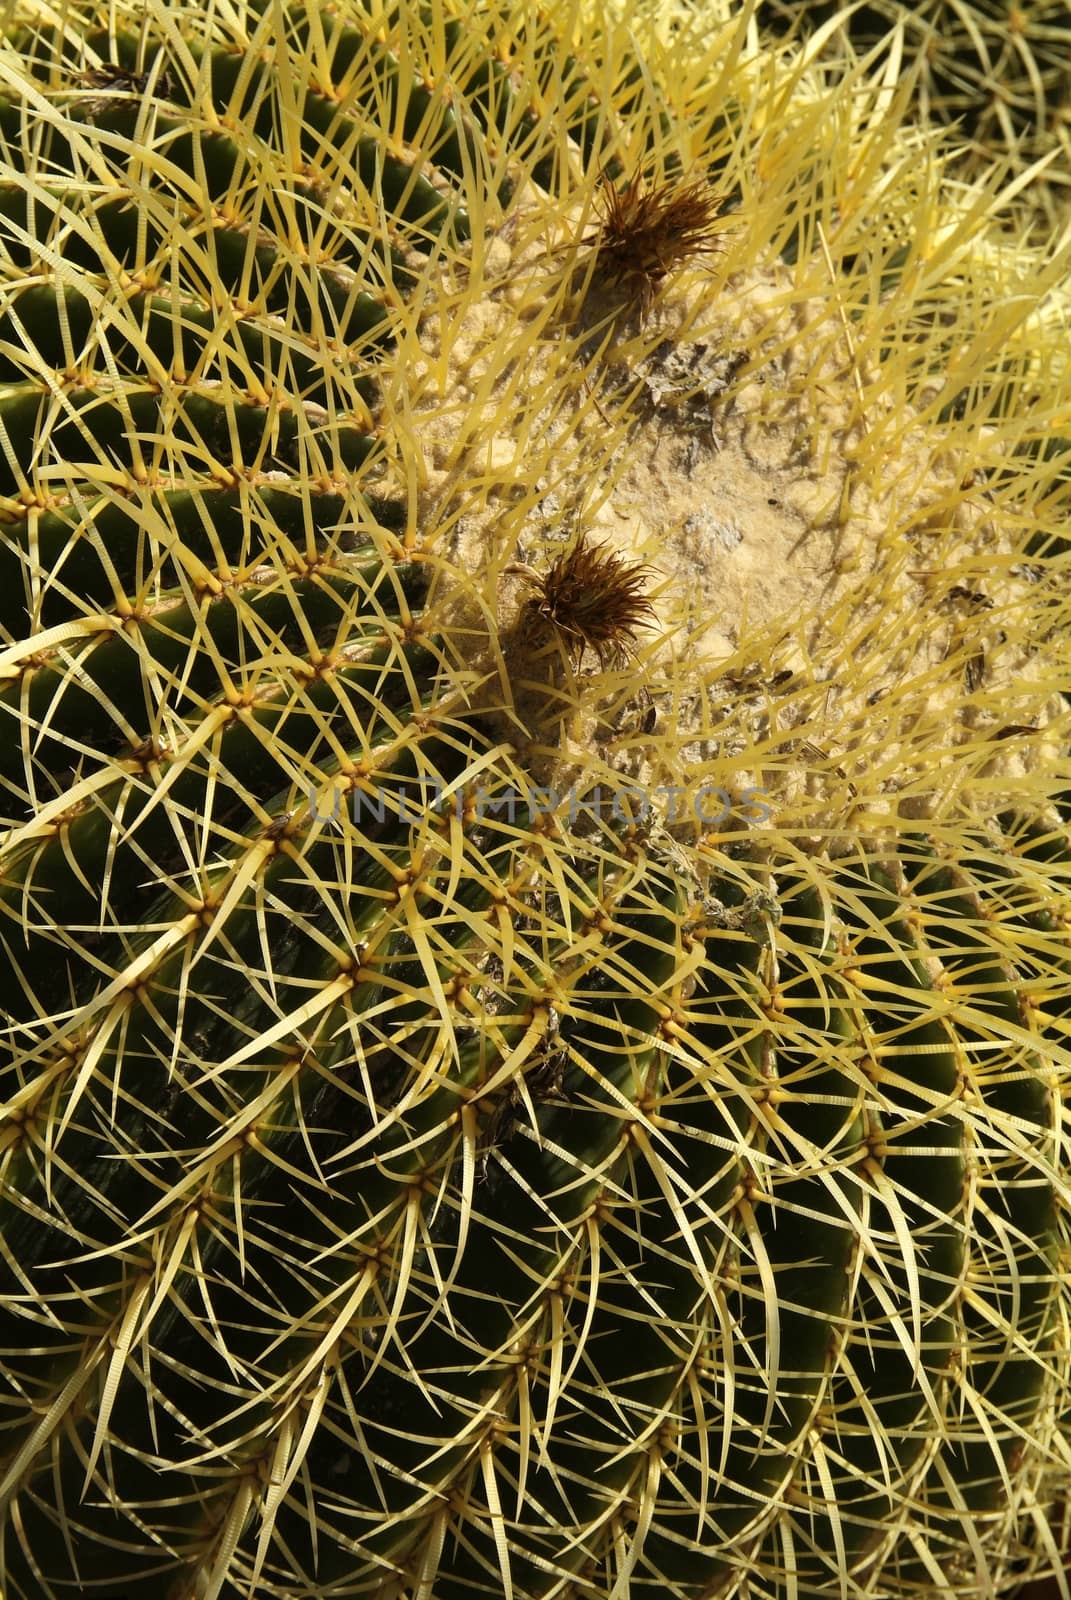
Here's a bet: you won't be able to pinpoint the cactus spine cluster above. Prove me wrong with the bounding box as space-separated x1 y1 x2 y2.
0 0 1070 1596
757 0 1071 229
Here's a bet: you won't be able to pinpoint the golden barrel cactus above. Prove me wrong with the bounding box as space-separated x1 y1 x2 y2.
0 0 1070 1595
758 0 1071 228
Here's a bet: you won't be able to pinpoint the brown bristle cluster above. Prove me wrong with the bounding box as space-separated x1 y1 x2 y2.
590 170 727 312
515 533 657 670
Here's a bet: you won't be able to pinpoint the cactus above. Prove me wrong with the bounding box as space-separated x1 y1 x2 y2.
756 0 1071 229
1 0 1071 1596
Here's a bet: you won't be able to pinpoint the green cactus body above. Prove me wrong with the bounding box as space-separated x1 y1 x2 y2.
1 0 1070 1596
757 0 1071 230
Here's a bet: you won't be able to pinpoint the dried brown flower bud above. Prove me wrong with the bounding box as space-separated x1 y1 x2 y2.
589 170 728 313
513 532 657 669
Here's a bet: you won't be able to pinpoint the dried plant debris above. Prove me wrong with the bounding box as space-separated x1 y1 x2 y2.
80 60 173 101
587 170 729 313
511 532 658 669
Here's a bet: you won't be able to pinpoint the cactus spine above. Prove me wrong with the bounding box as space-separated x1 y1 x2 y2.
757 0 1071 229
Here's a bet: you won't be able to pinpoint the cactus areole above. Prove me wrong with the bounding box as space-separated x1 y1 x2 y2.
0 1 1070 1597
